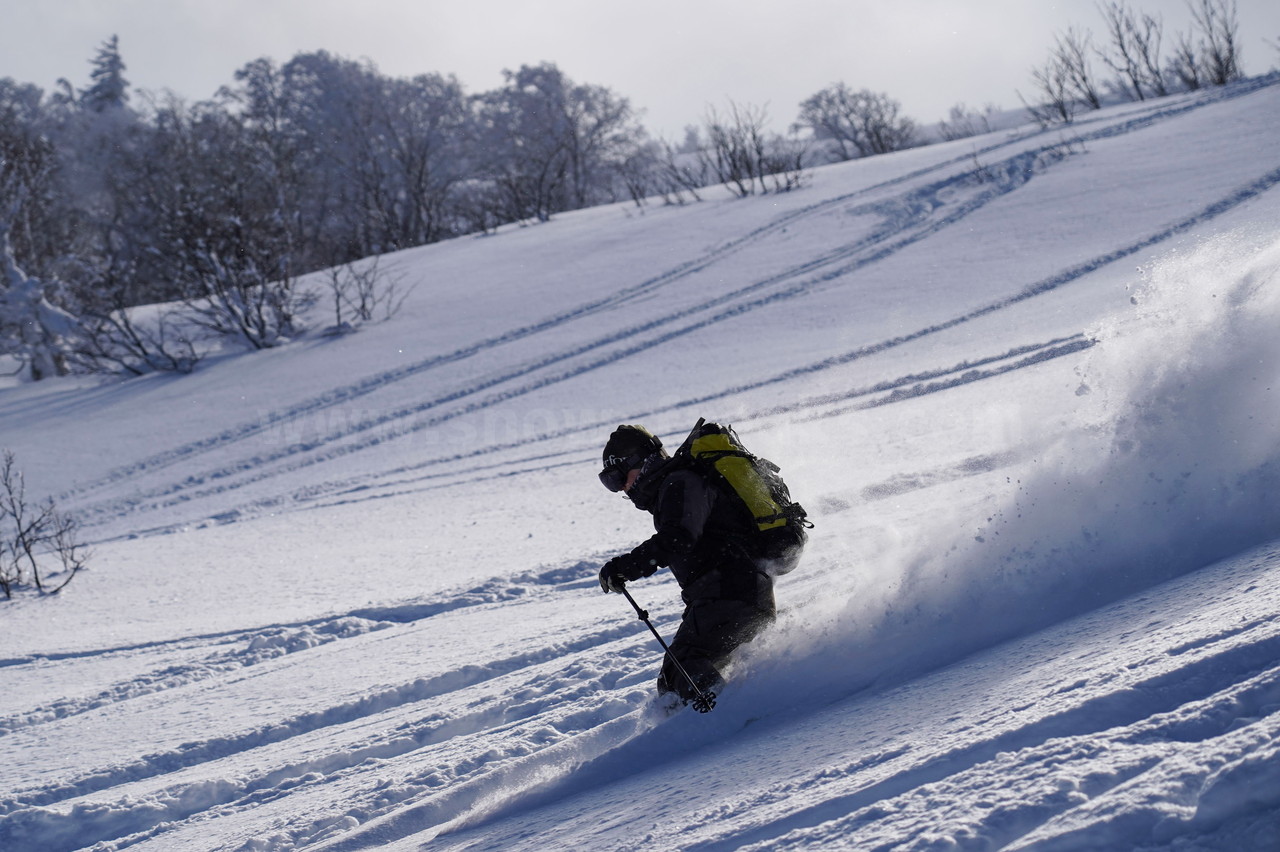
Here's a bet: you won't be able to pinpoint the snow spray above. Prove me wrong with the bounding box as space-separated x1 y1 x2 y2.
735 232 1280 710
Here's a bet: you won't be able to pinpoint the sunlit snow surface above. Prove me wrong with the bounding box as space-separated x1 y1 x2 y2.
2 79 1280 851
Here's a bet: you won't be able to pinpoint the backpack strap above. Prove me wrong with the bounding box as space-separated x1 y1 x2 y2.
669 417 707 462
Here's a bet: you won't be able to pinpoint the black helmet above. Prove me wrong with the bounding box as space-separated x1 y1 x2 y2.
599 425 663 492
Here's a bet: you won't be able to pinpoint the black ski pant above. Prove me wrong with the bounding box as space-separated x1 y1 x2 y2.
656 579 774 702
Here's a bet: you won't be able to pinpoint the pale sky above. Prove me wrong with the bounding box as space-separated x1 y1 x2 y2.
3 0 1278 138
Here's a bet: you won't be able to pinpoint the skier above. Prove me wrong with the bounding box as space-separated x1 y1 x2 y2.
597 424 787 705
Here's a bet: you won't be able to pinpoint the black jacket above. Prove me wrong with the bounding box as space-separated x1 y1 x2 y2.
627 465 773 608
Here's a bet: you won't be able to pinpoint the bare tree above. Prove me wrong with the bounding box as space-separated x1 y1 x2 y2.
701 101 770 197
450 180 505 235
1055 28 1104 109
322 255 413 333
611 142 655 207
1097 2 1168 100
761 134 810 193
1188 0 1242 85
67 297 201 375
181 243 311 350
557 76 643 209
1022 55 1080 127
472 68 569 223
794 84 916 160
1022 27 1105 126
937 103 996 141
1168 30 1206 90
376 73 471 246
655 139 707 205
1099 1 1145 99
131 99 313 349
1134 10 1170 96
52 101 206 376
0 450 87 598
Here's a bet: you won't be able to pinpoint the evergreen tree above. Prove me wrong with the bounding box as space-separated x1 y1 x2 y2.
80 35 129 112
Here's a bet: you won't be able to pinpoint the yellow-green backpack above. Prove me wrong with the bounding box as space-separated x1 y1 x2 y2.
677 419 811 574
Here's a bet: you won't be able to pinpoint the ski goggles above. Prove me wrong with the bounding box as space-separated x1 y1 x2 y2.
598 453 643 492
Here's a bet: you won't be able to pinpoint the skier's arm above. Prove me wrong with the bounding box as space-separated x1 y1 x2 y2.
633 470 715 569
600 472 714 591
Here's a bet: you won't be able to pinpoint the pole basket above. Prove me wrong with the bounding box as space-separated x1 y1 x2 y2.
690 691 717 713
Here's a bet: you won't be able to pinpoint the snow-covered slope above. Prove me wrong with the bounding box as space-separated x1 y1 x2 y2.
2 78 1280 851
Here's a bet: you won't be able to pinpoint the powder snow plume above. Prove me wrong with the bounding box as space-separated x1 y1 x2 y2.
739 232 1280 710
979 231 1280 615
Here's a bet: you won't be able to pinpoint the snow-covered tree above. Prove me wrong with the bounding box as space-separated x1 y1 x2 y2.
0 220 77 380
371 72 472 247
0 79 70 285
794 84 917 161
473 63 643 222
223 52 475 262
149 100 310 349
472 65 571 222
0 104 79 381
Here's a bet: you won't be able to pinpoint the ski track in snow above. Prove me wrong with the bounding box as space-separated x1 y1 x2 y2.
4 547 1277 851
284 333 1092 515
55 104 1055 503
66 82 1280 541
69 146 1071 528
0 562 595 733
414 547 1280 852
91 332 1093 538
83 145 1277 540
684 629 1280 852
4 553 1278 852
0 561 675 851
10 540 1262 852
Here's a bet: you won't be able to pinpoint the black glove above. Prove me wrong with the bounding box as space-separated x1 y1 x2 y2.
599 553 643 594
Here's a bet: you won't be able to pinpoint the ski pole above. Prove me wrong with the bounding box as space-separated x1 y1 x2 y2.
619 585 716 713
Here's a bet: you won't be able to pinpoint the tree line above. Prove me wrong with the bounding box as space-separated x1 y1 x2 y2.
1022 0 1251 127
0 0 1270 384
0 41 930 381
